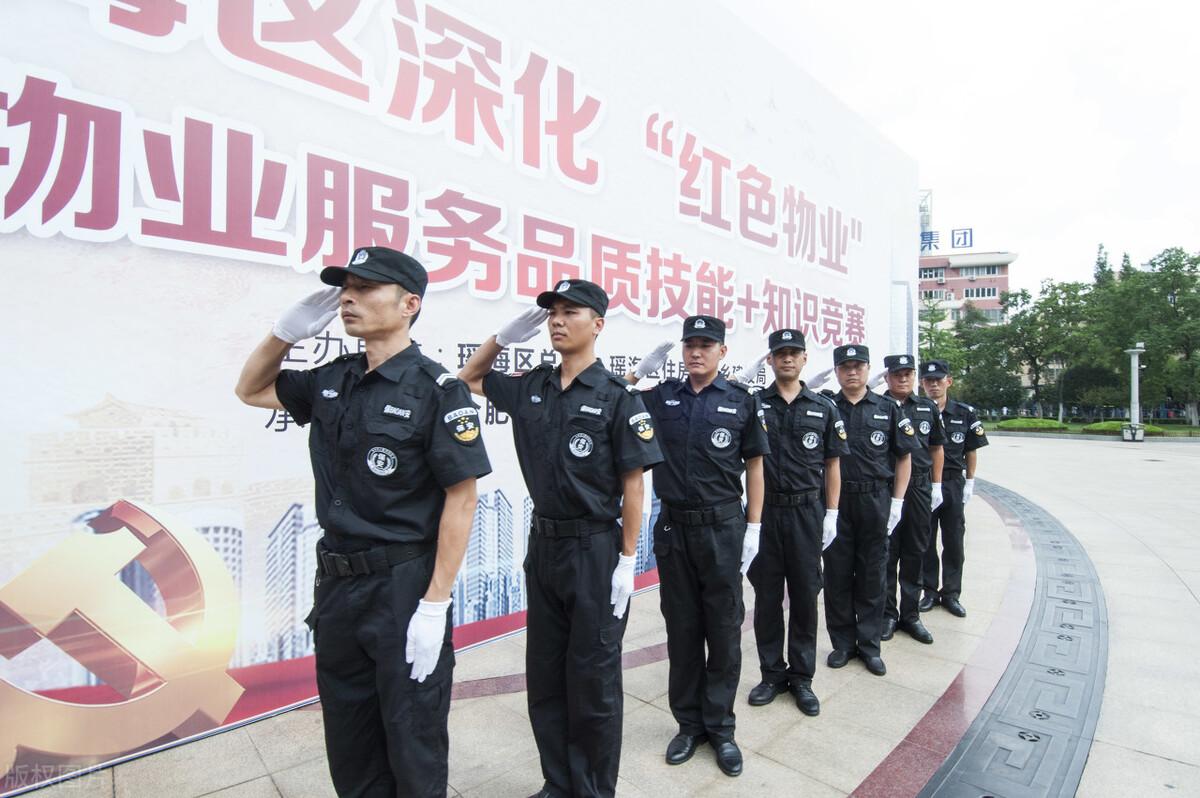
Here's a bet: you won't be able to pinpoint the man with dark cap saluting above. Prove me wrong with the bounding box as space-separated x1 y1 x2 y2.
236 247 493 797
458 280 663 798
880 354 944 646
739 329 847 716
629 316 769 778
824 344 917 676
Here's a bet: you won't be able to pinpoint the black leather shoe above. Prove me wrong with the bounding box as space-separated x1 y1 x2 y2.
861 655 887 676
714 740 743 777
881 616 897 641
942 597 967 617
827 649 854 668
748 681 786 706
790 682 820 716
918 592 937 612
665 732 706 765
898 619 934 644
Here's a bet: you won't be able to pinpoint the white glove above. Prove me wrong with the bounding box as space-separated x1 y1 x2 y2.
732 351 769 385
931 483 944 512
272 287 341 344
886 498 903 536
496 307 549 347
634 340 675 379
610 553 636 618
867 369 888 389
405 598 451 683
807 366 834 391
963 478 975 505
822 510 838 550
740 522 761 575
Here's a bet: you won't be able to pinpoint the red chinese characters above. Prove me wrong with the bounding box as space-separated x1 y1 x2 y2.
514 53 602 187
590 233 642 317
421 187 508 297
514 213 582 300
298 150 411 267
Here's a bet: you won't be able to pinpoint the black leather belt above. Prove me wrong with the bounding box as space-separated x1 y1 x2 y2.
317 541 432 578
661 499 743 527
842 479 888 494
531 515 613 538
910 471 932 486
765 489 820 507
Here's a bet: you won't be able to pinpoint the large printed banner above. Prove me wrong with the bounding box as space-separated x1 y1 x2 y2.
0 0 916 791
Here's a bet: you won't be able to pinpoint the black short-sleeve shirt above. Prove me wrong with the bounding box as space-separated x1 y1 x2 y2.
938 398 989 474
275 344 492 550
887 392 946 474
834 389 920 483
639 376 771 507
483 360 663 521
759 381 849 493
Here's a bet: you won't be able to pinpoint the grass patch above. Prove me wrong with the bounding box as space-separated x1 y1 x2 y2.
995 418 1068 432
1080 421 1166 436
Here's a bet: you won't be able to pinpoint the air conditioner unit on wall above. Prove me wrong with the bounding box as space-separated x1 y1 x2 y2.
968 274 976 281
937 277 945 284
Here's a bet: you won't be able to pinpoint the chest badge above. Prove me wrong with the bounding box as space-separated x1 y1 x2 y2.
664 399 681 406
629 412 655 441
870 430 887 447
569 432 594 457
444 407 481 443
951 431 966 444
802 431 820 449
919 420 931 435
383 404 411 418
321 388 338 399
530 395 542 403
710 427 733 449
366 446 398 476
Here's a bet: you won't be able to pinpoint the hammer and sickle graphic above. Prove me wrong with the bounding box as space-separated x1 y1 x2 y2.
0 500 244 777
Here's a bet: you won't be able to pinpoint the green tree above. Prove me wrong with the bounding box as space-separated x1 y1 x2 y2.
999 288 1055 415
918 297 965 373
1094 243 1114 286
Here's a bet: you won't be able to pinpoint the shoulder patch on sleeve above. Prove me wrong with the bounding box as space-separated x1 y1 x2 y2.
444 405 482 444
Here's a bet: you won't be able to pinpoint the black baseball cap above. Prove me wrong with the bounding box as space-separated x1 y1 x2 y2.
682 315 725 343
768 328 806 352
883 354 917 373
833 344 870 364
922 359 951 379
320 246 428 297
536 279 609 317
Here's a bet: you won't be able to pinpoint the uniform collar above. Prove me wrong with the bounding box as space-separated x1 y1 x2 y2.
888 391 917 405
836 389 881 405
553 358 606 388
762 381 816 402
363 343 422 382
680 374 731 395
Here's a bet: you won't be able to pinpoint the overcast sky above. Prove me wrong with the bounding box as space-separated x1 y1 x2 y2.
727 0 1200 293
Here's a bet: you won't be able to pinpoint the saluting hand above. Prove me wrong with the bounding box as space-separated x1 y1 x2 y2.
405 598 451 683
740 522 761 575
731 351 770 385
807 366 835 391
634 340 675 379
610 553 636 619
496 307 550 347
272 287 342 344
867 369 888 390
886 498 904 536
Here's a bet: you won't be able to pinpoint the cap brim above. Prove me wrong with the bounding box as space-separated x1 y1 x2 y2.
837 356 869 364
886 364 916 373
537 289 605 316
922 370 949 378
682 331 724 343
770 342 806 353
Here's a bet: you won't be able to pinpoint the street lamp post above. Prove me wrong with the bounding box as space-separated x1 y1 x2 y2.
1123 341 1146 442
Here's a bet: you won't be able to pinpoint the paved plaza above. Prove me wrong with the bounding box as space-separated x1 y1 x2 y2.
31 436 1200 797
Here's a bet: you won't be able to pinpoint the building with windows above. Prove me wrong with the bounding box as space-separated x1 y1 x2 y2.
918 252 1016 327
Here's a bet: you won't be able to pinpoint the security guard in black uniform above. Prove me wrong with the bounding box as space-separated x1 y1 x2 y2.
458 280 662 798
919 359 989 618
629 316 769 778
824 344 916 676
880 354 944 645
236 247 492 798
743 329 847 716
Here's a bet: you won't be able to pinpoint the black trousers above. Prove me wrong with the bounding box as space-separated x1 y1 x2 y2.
525 525 627 798
653 507 746 743
886 473 933 623
748 497 823 686
309 549 453 798
823 485 890 658
924 475 966 599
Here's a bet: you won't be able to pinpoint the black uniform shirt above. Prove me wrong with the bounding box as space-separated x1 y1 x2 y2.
938 398 989 474
484 360 663 521
759 381 849 493
833 389 920 483
640 376 771 507
276 344 493 550
887 392 946 474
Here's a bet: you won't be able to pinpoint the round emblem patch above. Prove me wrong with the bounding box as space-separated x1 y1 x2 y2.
802 431 820 449
556 280 571 292
366 446 397 476
919 420 931 435
951 431 965 444
444 407 481 443
351 248 369 265
710 427 732 449
870 430 886 447
569 432 593 458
